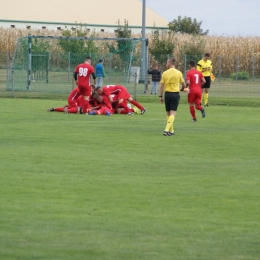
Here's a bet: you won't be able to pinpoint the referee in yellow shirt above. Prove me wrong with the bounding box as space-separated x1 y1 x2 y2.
159 58 186 136
197 53 212 107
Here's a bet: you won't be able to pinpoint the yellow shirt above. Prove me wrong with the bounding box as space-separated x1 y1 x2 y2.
197 59 213 77
160 68 184 92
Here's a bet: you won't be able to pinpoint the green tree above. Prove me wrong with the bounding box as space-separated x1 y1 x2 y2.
149 29 175 68
168 16 209 35
179 35 205 63
107 20 132 70
58 24 99 63
57 23 99 68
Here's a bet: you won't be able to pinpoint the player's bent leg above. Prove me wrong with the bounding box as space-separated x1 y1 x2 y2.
128 97 146 114
118 99 130 112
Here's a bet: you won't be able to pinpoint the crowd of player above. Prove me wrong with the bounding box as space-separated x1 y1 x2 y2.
47 84 147 116
47 56 147 116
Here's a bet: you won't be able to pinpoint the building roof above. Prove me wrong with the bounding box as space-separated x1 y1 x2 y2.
0 0 169 28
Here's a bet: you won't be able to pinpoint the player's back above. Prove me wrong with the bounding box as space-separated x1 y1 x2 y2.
75 63 94 86
68 87 80 102
103 85 121 96
186 69 203 93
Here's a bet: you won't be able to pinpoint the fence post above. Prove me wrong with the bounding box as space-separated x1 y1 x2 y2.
235 56 239 81
6 50 9 90
144 39 148 93
252 55 255 82
127 42 135 85
46 52 49 83
68 52 71 83
72 73 75 91
218 56 222 82
183 54 187 77
11 70 14 97
134 73 137 101
27 36 32 90
109 53 112 82
123 68 126 83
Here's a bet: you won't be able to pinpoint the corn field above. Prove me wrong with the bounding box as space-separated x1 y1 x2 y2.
1 27 260 76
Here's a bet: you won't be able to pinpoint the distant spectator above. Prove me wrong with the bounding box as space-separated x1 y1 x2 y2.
148 64 161 94
95 59 106 87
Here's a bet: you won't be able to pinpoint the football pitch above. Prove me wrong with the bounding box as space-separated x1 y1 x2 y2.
0 98 260 259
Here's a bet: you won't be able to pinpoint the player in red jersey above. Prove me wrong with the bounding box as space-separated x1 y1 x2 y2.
47 87 81 113
47 85 96 114
95 85 147 114
74 56 96 114
184 60 206 121
88 92 114 116
91 93 135 115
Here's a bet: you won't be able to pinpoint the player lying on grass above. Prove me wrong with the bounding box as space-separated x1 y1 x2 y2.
95 85 147 115
182 60 206 122
47 85 96 113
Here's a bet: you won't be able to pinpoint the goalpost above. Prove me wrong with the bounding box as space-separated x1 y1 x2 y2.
7 35 148 97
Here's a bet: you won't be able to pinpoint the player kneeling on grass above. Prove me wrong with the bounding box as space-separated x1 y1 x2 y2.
47 87 81 113
47 85 96 114
183 60 206 122
95 85 147 115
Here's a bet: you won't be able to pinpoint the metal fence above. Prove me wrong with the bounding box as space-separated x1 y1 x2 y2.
1 50 260 98
149 53 260 81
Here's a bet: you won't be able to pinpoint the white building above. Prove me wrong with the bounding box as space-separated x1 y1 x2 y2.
0 0 169 34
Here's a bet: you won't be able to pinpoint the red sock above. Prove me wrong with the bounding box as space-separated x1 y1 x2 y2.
195 104 202 110
83 100 90 114
130 100 144 110
77 96 85 109
54 107 65 112
120 108 134 114
67 107 78 113
189 106 196 119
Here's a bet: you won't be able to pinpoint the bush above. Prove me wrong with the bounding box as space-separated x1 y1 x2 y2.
231 71 250 80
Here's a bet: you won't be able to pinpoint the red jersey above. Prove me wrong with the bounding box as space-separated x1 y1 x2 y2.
75 63 94 87
102 85 125 96
102 95 112 109
68 87 80 103
186 69 204 93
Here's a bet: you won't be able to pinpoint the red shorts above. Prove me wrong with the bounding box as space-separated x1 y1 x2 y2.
78 84 91 97
118 89 130 100
68 101 77 108
188 92 202 105
113 99 128 109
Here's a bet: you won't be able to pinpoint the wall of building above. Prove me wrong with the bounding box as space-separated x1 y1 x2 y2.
0 20 168 35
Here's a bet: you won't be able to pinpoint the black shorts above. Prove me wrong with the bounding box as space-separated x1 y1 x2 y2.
164 92 180 111
202 76 211 89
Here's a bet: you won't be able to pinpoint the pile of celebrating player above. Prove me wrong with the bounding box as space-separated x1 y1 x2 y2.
47 56 147 116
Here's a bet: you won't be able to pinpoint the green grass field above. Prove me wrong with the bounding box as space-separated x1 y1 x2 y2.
0 97 260 259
